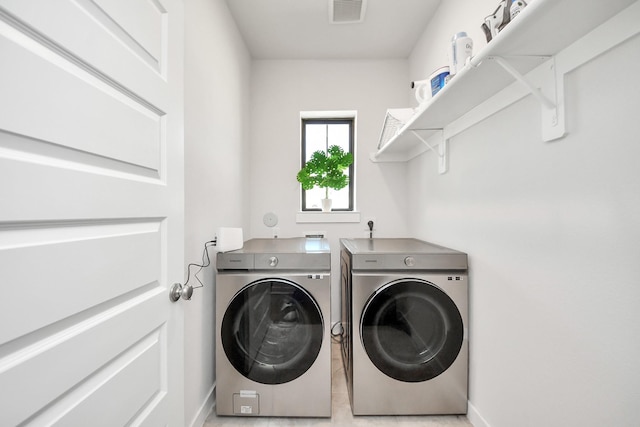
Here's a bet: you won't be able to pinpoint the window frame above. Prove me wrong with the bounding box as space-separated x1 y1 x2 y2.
300 117 355 212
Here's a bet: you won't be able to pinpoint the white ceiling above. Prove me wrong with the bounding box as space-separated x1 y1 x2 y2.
224 0 443 60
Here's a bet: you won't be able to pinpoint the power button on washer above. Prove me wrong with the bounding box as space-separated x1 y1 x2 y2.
404 256 415 267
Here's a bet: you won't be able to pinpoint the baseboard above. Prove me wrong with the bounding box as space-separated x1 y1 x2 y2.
467 401 490 427
188 383 215 427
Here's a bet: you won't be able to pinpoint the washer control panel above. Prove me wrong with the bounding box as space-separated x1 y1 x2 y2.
404 256 416 267
216 237 331 271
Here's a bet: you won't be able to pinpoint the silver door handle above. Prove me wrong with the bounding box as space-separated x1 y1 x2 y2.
169 283 193 302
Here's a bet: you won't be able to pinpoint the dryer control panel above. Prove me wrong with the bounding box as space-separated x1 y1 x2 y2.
341 238 467 271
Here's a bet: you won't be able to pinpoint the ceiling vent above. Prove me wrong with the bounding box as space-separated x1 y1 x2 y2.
330 0 367 24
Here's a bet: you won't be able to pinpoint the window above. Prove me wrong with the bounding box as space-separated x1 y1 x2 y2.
300 117 355 211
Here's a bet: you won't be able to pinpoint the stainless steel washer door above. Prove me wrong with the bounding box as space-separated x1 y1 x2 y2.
221 278 324 385
360 279 464 382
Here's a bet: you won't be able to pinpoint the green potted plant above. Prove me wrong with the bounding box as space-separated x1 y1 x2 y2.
296 145 354 212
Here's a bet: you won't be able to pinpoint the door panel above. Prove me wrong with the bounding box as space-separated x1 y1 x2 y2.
1 294 166 426
0 0 167 92
0 29 163 171
0 0 183 425
48 332 163 426
92 0 165 63
0 221 161 344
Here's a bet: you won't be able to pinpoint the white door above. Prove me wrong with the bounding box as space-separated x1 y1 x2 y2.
0 0 184 425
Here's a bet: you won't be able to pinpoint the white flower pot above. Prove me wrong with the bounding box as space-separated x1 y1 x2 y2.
321 198 332 212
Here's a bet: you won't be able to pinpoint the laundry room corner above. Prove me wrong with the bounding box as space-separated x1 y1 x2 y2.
184 0 251 425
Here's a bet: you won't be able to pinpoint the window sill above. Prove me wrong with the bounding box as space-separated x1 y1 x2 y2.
296 212 361 223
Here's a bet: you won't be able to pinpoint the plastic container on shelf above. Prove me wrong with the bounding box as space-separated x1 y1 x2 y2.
450 32 473 75
430 66 450 96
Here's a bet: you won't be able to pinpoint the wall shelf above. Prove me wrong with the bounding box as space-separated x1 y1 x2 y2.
370 0 638 166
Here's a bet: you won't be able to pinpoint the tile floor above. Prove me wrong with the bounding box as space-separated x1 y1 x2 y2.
204 341 472 427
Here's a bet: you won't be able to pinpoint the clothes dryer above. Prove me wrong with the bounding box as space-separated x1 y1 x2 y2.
340 238 468 415
215 238 331 417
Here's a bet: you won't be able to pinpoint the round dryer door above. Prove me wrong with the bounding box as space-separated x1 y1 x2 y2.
361 279 464 382
221 278 324 385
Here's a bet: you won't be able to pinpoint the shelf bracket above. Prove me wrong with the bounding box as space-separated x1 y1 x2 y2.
410 130 448 174
489 55 565 141
490 56 555 109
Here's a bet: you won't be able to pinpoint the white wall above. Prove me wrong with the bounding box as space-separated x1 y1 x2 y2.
408 1 640 426
248 59 411 320
184 0 251 425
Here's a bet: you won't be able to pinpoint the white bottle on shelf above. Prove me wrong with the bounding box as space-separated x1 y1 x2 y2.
510 0 527 20
450 32 473 75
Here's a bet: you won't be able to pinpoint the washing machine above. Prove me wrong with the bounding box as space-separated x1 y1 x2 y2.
215 237 331 417
340 238 468 415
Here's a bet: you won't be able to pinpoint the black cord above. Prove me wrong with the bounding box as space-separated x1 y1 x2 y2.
184 240 217 289
331 322 344 344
